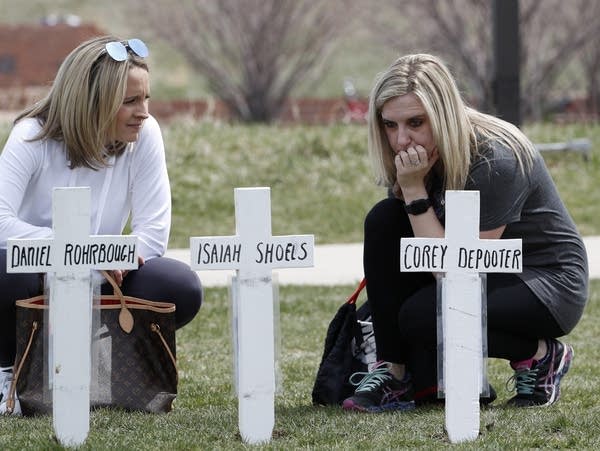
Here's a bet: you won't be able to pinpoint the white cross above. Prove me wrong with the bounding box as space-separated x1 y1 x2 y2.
400 190 522 443
7 187 138 447
190 187 314 444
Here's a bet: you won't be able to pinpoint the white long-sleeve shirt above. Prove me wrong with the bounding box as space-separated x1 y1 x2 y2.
0 115 171 260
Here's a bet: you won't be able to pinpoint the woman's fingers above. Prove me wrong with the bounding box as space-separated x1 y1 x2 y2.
109 256 145 286
396 145 432 170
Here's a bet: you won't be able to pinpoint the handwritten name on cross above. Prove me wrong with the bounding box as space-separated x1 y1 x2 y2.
400 190 522 444
190 187 314 445
7 187 138 447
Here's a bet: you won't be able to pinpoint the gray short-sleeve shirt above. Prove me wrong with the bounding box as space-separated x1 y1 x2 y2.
464 141 588 334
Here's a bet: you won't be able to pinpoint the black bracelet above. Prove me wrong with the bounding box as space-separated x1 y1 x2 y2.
404 198 432 215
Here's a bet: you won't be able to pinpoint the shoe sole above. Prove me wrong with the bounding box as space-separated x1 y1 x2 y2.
342 399 415 413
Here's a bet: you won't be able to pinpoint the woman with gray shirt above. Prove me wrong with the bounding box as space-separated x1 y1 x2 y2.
343 53 588 412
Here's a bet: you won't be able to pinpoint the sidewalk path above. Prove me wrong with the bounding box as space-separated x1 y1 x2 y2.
166 236 600 287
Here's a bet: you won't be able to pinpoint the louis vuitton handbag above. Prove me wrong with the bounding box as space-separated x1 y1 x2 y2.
6 271 178 415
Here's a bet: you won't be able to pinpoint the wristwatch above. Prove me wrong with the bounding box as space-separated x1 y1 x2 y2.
404 198 432 215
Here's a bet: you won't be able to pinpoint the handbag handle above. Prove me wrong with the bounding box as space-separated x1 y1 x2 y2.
6 320 39 413
100 270 134 334
38 270 134 333
347 278 366 305
102 271 177 372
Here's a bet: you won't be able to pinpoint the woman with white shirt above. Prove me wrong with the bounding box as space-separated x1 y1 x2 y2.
0 36 203 415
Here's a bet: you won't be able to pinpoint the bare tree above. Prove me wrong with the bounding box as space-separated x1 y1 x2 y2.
576 2 600 118
373 0 599 121
581 46 600 117
519 0 600 120
129 0 358 122
369 0 494 109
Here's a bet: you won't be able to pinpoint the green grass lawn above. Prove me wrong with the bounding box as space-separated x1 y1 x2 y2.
162 120 600 249
0 119 598 448
1 281 598 449
1 119 598 246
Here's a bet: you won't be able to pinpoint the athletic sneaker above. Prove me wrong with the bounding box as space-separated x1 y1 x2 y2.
507 338 574 407
0 367 22 416
342 361 415 412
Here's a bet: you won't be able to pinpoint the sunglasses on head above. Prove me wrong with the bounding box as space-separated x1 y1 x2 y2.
105 38 149 62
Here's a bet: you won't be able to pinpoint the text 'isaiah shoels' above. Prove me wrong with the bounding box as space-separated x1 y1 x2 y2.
196 241 310 265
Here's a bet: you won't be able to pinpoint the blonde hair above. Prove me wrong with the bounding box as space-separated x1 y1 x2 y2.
367 53 535 190
15 35 149 169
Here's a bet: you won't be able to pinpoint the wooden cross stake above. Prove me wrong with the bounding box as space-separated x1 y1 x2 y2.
401 190 522 443
190 187 314 444
7 187 138 447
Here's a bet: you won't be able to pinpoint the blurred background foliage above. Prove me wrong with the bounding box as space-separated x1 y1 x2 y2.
0 0 598 247
1 0 599 123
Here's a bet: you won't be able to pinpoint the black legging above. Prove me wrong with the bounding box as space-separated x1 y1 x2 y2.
364 197 564 393
0 250 202 366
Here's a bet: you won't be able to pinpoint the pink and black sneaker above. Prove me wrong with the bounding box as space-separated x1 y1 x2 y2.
342 361 414 413
507 338 574 407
